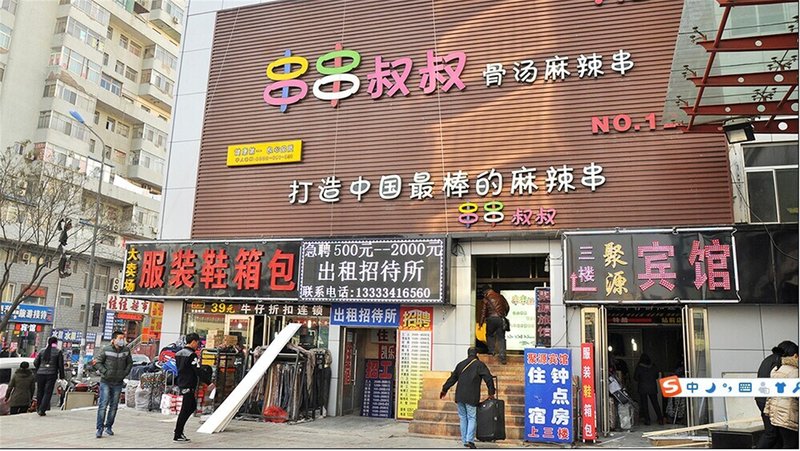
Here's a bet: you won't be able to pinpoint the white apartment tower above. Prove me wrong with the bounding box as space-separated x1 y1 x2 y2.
0 0 184 355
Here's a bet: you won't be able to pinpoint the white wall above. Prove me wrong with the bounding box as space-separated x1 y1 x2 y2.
708 304 800 422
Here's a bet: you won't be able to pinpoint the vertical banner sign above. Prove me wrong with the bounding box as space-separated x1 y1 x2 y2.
535 288 551 347
344 332 354 384
102 310 117 341
502 290 537 350
361 359 395 418
580 343 598 441
396 306 433 420
524 348 573 444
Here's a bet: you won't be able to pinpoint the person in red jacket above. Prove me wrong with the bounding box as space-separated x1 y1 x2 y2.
478 288 510 365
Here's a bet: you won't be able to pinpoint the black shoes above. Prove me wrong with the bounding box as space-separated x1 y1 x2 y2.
174 435 190 442
466 442 477 449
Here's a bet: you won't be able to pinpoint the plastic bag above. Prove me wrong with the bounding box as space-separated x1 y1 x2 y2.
125 381 139 408
134 386 151 411
618 402 633 430
475 323 487 343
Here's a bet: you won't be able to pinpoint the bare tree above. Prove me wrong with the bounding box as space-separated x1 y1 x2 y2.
0 143 109 333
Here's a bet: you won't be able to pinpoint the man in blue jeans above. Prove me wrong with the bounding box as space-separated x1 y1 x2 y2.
94 330 133 438
441 347 496 448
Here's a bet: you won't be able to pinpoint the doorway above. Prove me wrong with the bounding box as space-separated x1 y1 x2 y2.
581 306 712 435
340 328 397 418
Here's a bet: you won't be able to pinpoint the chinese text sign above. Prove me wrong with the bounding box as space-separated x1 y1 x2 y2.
524 348 573 444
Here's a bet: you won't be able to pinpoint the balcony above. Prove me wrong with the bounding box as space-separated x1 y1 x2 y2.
138 81 172 113
148 1 182 42
127 160 164 189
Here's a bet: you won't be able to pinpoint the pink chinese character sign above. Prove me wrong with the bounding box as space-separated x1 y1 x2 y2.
563 229 738 303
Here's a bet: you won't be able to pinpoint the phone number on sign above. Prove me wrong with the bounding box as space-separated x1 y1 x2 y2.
353 287 433 299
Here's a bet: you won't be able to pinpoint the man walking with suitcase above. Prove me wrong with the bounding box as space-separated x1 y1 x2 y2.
440 347 496 448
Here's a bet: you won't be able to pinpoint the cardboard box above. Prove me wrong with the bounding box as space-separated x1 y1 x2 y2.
223 335 239 347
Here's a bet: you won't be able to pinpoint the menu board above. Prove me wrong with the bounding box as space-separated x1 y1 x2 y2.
361 359 395 418
396 306 433 420
535 288 551 347
502 290 537 350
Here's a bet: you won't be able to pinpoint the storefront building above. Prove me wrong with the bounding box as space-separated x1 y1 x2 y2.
155 0 797 437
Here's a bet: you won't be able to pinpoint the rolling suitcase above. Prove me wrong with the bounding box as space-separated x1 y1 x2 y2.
476 376 506 442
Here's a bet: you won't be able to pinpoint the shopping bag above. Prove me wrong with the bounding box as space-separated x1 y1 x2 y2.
476 323 487 343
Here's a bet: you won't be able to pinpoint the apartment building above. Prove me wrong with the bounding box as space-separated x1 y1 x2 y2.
0 0 184 355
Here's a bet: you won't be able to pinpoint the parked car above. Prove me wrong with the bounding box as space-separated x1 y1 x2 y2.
0 357 36 380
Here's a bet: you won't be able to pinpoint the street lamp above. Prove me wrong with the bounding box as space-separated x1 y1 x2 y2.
69 110 106 378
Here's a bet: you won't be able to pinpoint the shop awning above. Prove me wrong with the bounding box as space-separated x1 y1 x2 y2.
662 0 798 135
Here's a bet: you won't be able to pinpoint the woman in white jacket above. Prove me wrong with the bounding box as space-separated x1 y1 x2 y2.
764 341 799 449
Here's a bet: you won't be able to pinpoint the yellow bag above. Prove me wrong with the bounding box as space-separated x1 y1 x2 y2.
475 323 487 343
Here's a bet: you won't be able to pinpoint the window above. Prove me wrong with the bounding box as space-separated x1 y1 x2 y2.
63 17 103 50
37 111 86 140
124 66 137 82
93 110 100 124
100 73 122 95
128 40 142 57
42 81 92 111
89 138 96 153
117 122 129 137
744 143 798 223
115 61 124 75
52 47 101 83
0 64 4 82
55 17 68 34
0 24 11 51
112 149 126 164
106 25 113 39
59 293 74 307
119 34 128 50
1 0 18 15
68 0 110 26
1 283 15 302
79 304 85 323
103 52 109 65
105 117 116 131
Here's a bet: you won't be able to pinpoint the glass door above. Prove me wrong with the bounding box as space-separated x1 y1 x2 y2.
224 315 254 348
581 306 609 435
682 306 711 427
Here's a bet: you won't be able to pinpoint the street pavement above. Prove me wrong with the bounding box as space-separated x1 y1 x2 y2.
0 406 513 449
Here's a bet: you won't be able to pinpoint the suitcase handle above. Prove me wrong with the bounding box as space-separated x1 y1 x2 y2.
483 375 499 402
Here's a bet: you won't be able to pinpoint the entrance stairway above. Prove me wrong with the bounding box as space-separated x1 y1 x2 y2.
408 355 526 442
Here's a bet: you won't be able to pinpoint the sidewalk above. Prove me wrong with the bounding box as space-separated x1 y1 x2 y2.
0 406 493 449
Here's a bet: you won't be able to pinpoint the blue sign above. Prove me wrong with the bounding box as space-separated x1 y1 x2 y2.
330 303 400 327
524 348 573 444
1 302 54 324
51 329 97 342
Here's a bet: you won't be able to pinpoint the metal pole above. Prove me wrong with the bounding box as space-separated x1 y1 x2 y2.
77 126 106 378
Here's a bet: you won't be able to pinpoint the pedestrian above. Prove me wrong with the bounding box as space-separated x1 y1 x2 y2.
94 330 133 438
440 347 496 449
764 341 798 449
756 342 789 448
4 361 35 414
174 333 203 442
634 353 664 426
478 287 509 365
33 336 65 416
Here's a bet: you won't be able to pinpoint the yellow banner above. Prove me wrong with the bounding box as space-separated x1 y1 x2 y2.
226 140 302 166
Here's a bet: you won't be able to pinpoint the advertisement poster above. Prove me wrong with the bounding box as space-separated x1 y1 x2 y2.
534 288 551 347
361 359 395 418
580 343 598 441
396 306 433 420
501 290 537 350
524 348 573 444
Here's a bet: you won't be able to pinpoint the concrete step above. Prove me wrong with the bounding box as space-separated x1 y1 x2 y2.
423 380 525 397
413 409 526 427
423 392 526 406
409 420 525 441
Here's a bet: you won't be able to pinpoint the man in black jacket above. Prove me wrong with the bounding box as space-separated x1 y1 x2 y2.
440 347 496 449
174 333 202 442
94 330 133 438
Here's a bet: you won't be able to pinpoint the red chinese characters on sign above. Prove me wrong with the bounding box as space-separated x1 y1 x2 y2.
200 249 230 289
526 352 570 366
688 239 731 290
580 343 597 441
139 250 166 289
233 248 264 290
170 248 197 288
637 241 676 291
269 249 296 291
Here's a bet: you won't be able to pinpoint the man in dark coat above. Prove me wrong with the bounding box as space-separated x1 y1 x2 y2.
173 333 203 442
755 342 789 449
440 347 496 448
478 288 509 364
94 330 133 438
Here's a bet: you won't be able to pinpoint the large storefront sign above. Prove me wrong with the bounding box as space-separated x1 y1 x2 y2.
298 238 446 304
120 240 301 301
580 343 597 441
396 306 433 420
564 229 739 303
0 303 54 324
361 359 395 418
330 303 400 327
502 290 536 350
524 348 573 444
